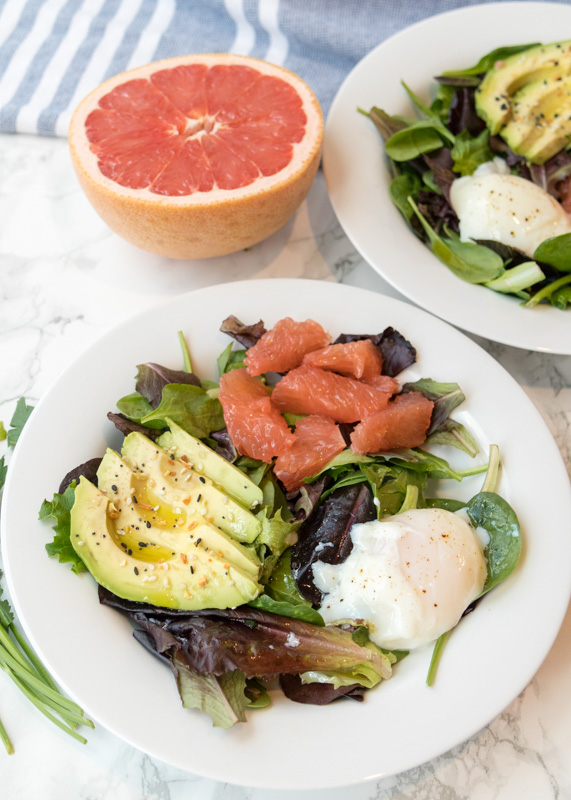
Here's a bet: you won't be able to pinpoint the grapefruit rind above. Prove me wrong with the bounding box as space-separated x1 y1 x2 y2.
68 54 324 259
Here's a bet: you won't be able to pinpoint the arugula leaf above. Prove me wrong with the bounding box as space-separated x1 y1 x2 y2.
7 398 34 448
39 484 86 574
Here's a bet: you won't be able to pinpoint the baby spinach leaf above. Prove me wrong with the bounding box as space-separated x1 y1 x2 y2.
408 197 504 283
385 123 447 161
466 491 521 595
451 129 493 176
440 43 540 78
401 81 455 145
533 232 571 272
248 595 325 626
390 172 422 220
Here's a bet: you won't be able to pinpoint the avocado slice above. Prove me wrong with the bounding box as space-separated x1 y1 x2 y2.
157 418 263 510
475 40 571 135
117 432 262 543
500 73 571 161
71 473 262 611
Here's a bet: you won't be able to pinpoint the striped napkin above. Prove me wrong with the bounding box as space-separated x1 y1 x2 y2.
0 0 516 138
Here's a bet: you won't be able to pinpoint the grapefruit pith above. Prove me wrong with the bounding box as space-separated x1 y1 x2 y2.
68 54 323 259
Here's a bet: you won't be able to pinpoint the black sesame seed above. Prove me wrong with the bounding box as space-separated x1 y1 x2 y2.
190 566 194 574
199 476 206 484
134 567 139 575
146 521 151 528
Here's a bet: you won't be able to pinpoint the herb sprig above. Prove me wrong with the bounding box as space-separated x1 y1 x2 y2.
0 398 93 753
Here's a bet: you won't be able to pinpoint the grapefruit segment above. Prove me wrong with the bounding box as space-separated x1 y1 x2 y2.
271 365 392 423
274 415 346 492
350 392 434 454
244 318 330 376
69 54 323 259
218 368 295 463
364 374 401 395
301 339 383 380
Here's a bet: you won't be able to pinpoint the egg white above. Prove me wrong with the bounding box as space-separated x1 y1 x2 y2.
313 508 487 651
449 158 571 258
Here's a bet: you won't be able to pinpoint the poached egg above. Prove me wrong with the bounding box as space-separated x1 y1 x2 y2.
313 508 487 651
449 158 571 258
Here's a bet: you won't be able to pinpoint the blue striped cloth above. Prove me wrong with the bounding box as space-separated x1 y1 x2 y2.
0 0 563 137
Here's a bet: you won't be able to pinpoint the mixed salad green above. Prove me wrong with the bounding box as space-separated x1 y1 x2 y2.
39 319 522 729
365 41 571 308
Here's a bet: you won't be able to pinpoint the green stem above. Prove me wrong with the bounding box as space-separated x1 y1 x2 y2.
456 462 489 478
398 485 419 513
0 659 88 745
485 260 545 294
0 647 92 726
481 444 500 493
8 623 58 692
0 714 14 755
426 630 451 686
525 273 571 307
178 330 193 373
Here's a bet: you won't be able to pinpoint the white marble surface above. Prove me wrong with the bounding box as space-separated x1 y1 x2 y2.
0 130 570 800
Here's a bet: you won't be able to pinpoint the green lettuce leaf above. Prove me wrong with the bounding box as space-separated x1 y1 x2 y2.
39 484 86 574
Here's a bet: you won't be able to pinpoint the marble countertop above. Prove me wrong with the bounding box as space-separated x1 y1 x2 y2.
1 131 570 800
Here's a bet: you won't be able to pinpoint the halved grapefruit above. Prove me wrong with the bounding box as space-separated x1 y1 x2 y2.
68 54 323 259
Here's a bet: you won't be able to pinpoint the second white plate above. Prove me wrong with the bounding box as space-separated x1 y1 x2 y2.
323 1 571 354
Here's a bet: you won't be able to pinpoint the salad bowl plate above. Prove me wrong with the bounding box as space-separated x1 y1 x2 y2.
323 2 571 355
2 279 570 789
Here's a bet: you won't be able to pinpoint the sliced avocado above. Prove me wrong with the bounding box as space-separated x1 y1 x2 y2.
475 40 571 134
157 418 263 510
71 475 262 611
117 432 262 543
501 73 571 160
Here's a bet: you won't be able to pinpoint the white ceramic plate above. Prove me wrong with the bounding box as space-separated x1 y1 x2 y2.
2 279 570 790
323 2 571 355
